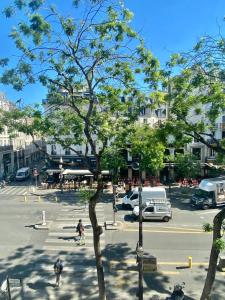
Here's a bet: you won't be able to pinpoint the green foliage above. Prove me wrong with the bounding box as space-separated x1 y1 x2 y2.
0 0 163 180
174 153 201 179
28 0 44 11
213 238 225 251
129 125 165 174
79 187 95 205
164 33 225 155
3 6 15 18
14 0 26 10
202 223 213 232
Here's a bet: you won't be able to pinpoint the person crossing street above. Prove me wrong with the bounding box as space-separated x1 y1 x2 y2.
76 219 85 245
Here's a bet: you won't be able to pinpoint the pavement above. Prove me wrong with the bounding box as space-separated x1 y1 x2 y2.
0 186 224 299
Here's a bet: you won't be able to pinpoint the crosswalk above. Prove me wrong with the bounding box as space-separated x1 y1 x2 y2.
0 185 28 195
42 203 105 254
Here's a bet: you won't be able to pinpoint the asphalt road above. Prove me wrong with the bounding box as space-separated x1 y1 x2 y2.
0 183 224 299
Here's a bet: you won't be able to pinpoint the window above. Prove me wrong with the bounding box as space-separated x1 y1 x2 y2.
192 148 201 160
145 206 154 213
65 148 71 155
130 194 138 200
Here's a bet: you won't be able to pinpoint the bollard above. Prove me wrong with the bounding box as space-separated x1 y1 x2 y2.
55 196 58 202
42 210 46 226
188 256 192 268
24 195 27 202
38 196 41 202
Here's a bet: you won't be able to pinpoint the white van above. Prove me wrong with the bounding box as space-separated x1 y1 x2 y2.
122 186 168 209
16 167 30 181
133 200 172 222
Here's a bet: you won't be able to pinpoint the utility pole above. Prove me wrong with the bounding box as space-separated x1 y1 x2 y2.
132 160 144 299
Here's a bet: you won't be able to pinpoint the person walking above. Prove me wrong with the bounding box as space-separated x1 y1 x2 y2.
76 219 85 245
54 258 63 287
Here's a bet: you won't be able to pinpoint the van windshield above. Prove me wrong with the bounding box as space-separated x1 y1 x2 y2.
195 189 214 198
17 172 25 176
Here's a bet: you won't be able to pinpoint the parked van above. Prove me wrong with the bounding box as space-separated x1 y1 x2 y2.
122 186 168 209
191 177 225 209
133 200 172 222
16 167 30 181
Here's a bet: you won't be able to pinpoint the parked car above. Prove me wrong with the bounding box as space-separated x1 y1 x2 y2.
122 186 168 209
15 167 30 181
133 200 172 222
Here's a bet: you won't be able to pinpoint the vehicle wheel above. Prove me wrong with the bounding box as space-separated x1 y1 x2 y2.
202 204 209 210
163 216 169 222
122 203 126 209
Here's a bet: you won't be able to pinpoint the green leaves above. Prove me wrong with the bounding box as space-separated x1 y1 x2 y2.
213 238 225 251
2 6 15 18
28 0 44 11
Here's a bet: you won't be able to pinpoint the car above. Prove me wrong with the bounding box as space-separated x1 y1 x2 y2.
133 200 172 222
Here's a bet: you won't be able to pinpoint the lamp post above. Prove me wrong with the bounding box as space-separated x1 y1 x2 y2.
166 135 175 193
16 149 20 170
59 156 64 193
132 160 143 300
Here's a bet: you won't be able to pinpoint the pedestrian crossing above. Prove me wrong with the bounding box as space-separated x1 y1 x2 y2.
42 203 105 254
0 185 28 195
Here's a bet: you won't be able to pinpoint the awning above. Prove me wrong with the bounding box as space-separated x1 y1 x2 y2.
62 169 110 176
62 169 92 175
46 169 61 174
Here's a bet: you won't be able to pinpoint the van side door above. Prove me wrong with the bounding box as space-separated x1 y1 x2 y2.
144 206 155 220
130 193 139 206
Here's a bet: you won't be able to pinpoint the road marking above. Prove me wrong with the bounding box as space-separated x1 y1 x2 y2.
115 270 180 275
199 210 220 215
111 259 208 265
45 238 105 246
48 232 104 237
123 228 209 234
42 245 94 252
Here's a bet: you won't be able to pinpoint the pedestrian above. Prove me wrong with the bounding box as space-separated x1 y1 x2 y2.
76 219 85 245
54 258 63 287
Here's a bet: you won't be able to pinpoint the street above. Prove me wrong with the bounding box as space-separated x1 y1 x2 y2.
0 184 224 299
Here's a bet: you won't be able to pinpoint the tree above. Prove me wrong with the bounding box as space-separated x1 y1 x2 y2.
161 32 225 300
128 124 165 175
0 1 161 298
161 33 225 155
174 153 201 180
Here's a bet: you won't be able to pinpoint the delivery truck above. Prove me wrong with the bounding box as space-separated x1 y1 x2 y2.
191 177 225 209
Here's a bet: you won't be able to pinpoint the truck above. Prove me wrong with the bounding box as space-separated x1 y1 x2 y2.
191 177 225 209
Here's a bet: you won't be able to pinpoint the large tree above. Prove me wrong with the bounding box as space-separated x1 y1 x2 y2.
160 33 225 300
161 33 225 155
0 1 161 298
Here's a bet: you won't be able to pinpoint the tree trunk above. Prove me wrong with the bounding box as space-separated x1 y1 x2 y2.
89 183 106 300
200 208 225 300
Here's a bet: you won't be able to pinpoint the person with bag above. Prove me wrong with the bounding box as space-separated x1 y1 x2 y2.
76 219 85 245
54 258 63 287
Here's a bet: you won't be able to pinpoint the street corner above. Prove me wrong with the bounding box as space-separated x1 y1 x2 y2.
104 220 124 231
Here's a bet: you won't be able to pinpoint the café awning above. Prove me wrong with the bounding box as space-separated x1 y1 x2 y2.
62 169 110 176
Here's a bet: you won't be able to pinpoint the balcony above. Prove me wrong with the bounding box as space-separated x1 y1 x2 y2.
0 145 13 152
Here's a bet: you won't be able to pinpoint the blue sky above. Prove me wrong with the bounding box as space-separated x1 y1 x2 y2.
0 0 224 104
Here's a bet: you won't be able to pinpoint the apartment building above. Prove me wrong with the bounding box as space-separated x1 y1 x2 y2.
0 93 44 179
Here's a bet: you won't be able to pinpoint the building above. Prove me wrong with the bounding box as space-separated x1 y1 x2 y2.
0 92 44 179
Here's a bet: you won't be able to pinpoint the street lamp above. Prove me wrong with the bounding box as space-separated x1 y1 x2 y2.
59 156 64 193
132 160 143 300
16 149 20 170
166 135 175 193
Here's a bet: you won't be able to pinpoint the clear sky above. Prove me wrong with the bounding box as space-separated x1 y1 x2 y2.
0 0 224 104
